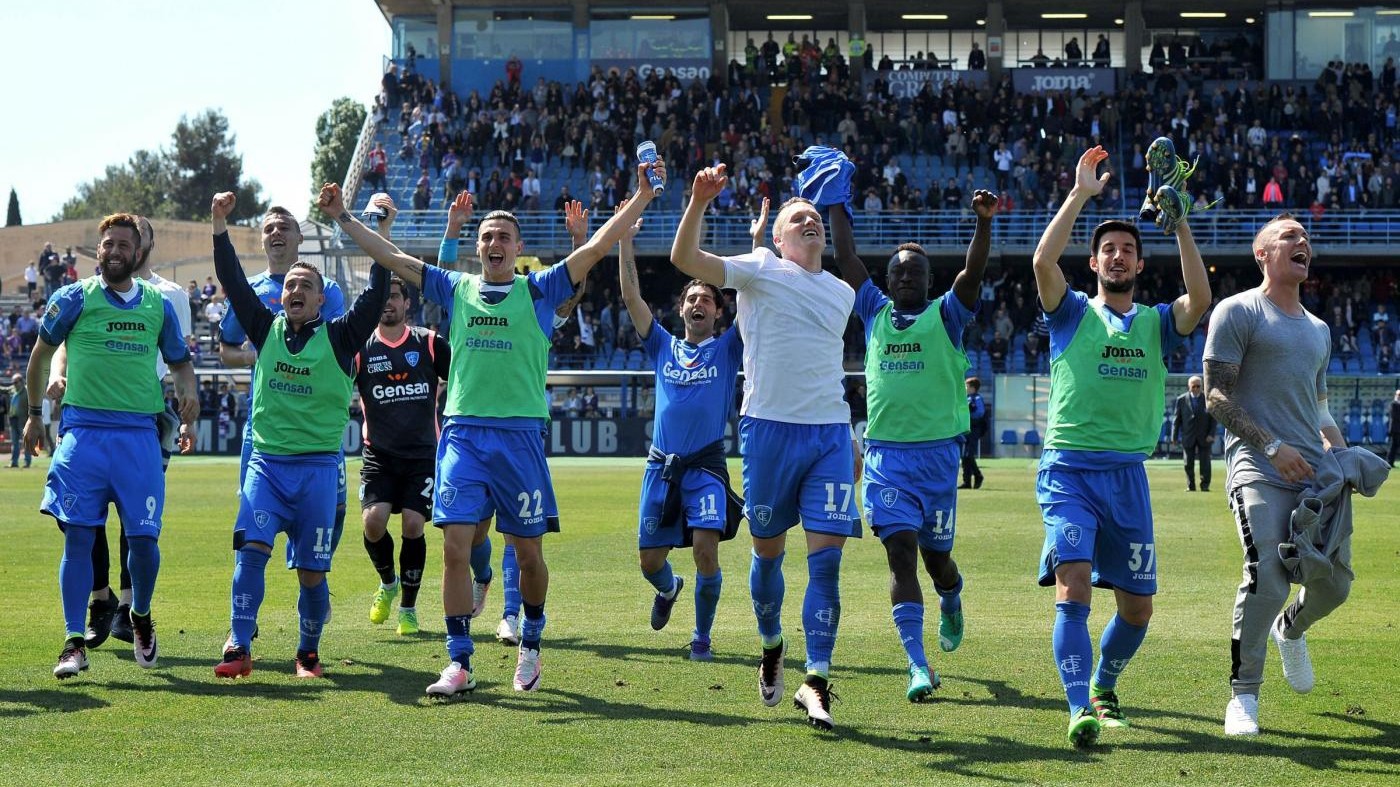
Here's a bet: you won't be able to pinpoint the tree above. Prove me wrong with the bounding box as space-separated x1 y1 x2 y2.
5 188 20 226
308 97 367 221
166 109 267 223
53 109 266 223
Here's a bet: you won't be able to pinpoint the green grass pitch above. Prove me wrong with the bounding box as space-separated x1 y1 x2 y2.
1 457 1397 786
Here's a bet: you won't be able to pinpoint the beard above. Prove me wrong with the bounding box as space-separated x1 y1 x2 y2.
99 253 137 282
1099 273 1135 295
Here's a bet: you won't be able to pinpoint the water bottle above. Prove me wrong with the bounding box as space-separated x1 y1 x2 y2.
636 141 665 195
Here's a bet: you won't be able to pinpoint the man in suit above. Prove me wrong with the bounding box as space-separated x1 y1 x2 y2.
1173 375 1216 491
1388 389 1400 466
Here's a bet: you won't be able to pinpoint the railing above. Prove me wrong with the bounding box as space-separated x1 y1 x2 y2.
332 208 1400 257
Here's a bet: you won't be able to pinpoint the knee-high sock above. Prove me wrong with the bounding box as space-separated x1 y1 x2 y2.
470 537 494 585
1093 614 1148 690
445 614 474 666
90 526 110 593
893 601 927 669
693 570 722 643
935 575 963 614
501 543 521 619
230 548 269 650
802 547 842 676
644 562 677 596
399 535 426 609
125 536 160 617
749 550 785 647
364 532 396 585
60 526 97 638
297 579 330 653
521 602 546 651
1053 600 1094 715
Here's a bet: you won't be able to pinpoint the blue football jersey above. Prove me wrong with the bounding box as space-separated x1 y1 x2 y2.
644 320 743 456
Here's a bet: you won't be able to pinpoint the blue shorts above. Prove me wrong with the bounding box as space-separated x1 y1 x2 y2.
1036 464 1157 595
42 425 164 538
242 419 347 506
637 462 728 549
861 441 960 550
739 417 861 539
433 423 558 538
236 450 340 573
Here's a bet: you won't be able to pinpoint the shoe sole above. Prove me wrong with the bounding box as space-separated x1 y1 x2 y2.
54 662 89 679
1069 719 1101 748
513 673 541 691
759 642 786 707
907 685 933 703
214 658 253 679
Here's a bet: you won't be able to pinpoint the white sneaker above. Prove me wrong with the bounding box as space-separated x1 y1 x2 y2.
54 640 88 679
1271 614 1314 693
496 615 521 646
1224 694 1260 736
758 639 786 707
793 677 835 730
513 646 542 691
426 661 476 697
471 579 491 619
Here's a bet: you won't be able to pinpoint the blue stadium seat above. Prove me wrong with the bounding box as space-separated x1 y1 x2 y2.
1370 414 1388 444
1000 429 1018 447
1023 429 1042 453
1346 414 1364 445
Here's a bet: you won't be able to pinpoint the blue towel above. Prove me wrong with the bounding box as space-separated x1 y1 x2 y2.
794 146 855 221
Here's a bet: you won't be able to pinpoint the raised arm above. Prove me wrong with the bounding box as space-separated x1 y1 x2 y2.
616 208 652 342
320 183 428 289
829 196 867 290
1204 359 1314 483
564 199 588 252
1169 221 1212 335
1033 147 1109 312
670 165 731 287
329 263 392 373
211 192 275 350
370 192 398 241
563 159 666 285
952 189 999 310
749 196 770 252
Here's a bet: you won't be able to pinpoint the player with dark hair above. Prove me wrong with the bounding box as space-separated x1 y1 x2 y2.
28 213 198 678
321 157 665 697
1032 146 1210 746
831 181 998 703
620 205 743 662
210 192 388 679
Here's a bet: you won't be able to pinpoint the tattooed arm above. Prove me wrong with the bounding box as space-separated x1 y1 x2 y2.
617 209 651 342
1204 359 1314 483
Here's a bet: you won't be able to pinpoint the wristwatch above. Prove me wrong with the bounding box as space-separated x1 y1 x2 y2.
1263 438 1283 459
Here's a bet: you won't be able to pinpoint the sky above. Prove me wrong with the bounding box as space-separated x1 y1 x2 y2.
1 1 390 224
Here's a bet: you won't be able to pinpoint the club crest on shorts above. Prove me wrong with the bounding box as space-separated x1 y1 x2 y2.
752 505 772 527
439 484 457 508
254 510 270 528
404 351 420 367
880 488 900 508
61 493 77 513
1063 524 1082 548
643 517 658 535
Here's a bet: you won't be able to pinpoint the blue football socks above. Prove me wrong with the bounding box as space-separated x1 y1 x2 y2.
936 575 964 614
470 537 493 585
749 550 785 648
502 543 521 620
892 601 927 669
802 547 842 676
644 562 677 597
60 526 97 638
521 602 546 651
693 570 723 644
125 535 160 617
297 577 330 653
445 614 474 666
1053 600 1094 715
230 547 269 650
1094 614 1148 690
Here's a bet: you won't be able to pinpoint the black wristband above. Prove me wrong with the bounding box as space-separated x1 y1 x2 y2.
28 406 42 417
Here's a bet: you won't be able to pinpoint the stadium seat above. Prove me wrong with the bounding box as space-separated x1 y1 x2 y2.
999 429 1018 456
1023 429 1042 455
1346 415 1364 445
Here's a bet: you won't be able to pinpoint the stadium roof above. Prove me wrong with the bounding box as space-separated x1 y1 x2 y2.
373 1 1359 31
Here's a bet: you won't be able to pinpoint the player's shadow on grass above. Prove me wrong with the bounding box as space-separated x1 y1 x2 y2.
0 688 110 718
923 674 1069 714
441 685 765 729
1120 709 1400 774
90 654 433 706
546 636 910 677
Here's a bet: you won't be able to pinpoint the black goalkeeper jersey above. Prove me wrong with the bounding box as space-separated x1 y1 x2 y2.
355 325 452 458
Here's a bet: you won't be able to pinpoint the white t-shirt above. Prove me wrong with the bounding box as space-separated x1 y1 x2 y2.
147 272 192 379
722 247 854 425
